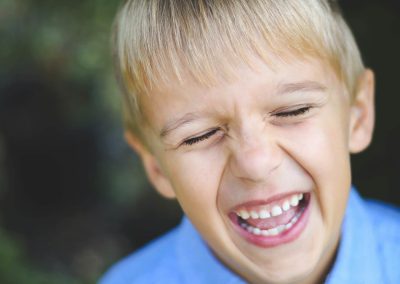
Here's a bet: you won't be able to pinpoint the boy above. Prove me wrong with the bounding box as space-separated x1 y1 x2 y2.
101 0 400 283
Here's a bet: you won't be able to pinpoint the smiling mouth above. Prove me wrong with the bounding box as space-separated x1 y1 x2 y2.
230 192 311 247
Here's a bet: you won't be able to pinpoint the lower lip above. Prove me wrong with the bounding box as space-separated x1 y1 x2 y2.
230 194 311 248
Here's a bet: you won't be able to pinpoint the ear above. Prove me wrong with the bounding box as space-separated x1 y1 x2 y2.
348 69 375 153
124 131 176 199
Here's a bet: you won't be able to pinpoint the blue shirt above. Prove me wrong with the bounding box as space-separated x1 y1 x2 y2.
100 188 400 283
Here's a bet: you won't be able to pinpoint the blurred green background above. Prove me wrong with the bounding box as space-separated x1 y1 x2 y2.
0 0 399 283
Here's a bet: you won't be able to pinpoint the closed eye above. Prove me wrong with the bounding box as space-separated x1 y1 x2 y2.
275 106 312 118
182 128 220 146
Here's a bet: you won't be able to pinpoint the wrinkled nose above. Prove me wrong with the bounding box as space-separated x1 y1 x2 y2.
229 135 283 183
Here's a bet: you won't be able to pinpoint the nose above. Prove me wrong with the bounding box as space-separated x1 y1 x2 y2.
229 132 283 183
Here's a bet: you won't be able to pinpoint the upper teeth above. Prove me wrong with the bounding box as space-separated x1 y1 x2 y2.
236 193 304 220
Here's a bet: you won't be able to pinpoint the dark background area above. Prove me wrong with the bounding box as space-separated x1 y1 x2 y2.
0 1 399 283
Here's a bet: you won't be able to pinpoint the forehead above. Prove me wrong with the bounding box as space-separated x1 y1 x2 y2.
140 56 342 122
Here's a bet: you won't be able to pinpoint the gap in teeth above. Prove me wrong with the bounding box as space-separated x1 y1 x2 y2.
236 193 304 220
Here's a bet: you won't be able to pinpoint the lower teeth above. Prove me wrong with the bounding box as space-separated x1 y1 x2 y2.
241 208 303 236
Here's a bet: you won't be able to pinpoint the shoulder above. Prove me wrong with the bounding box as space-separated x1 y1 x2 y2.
365 199 400 239
364 199 400 282
99 227 182 284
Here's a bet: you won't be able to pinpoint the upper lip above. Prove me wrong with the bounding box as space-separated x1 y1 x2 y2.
229 190 310 212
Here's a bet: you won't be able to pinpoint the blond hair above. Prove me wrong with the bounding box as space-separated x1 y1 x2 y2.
112 0 365 137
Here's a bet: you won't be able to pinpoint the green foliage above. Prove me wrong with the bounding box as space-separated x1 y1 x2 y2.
0 229 80 284
0 0 147 282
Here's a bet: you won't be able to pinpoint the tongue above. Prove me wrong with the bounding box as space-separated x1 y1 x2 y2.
245 207 298 230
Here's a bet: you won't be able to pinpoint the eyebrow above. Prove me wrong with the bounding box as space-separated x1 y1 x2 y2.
160 81 327 138
276 80 327 95
160 112 202 138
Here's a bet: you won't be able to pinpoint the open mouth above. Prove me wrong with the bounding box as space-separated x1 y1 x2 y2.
230 192 311 247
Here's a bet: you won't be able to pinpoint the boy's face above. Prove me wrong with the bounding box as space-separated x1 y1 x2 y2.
130 56 374 283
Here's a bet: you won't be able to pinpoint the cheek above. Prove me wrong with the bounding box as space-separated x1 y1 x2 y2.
165 149 227 219
285 113 350 180
283 117 351 223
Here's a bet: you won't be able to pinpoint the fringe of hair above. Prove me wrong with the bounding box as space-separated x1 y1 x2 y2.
112 0 365 136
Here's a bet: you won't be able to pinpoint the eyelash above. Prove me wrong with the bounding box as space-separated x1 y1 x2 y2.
183 128 220 146
181 106 312 146
274 106 312 117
